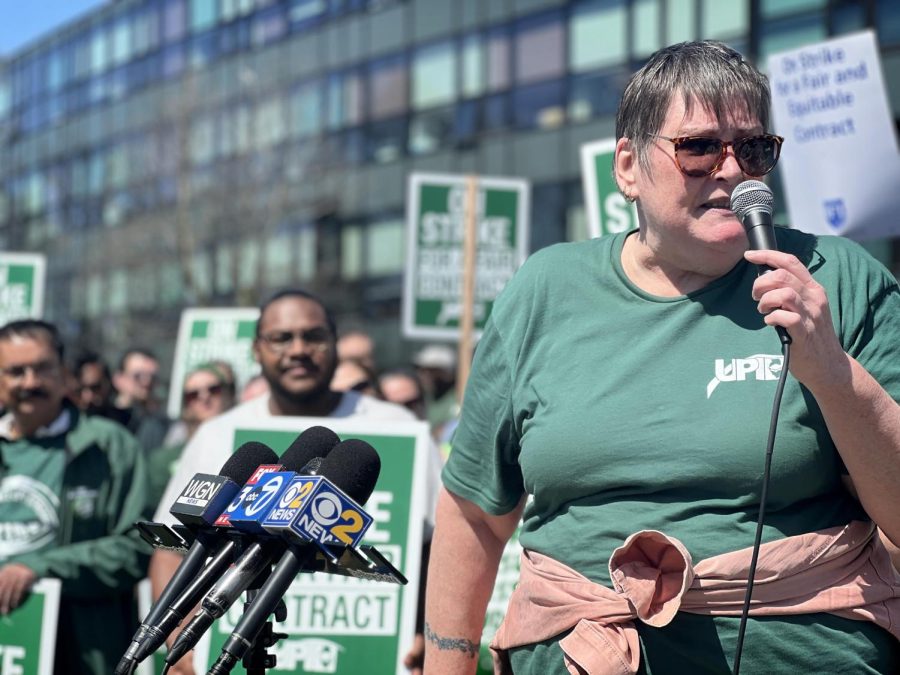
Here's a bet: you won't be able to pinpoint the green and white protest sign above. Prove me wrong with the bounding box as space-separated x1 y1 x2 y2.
0 578 60 675
167 308 261 419
186 417 431 675
475 528 522 675
403 172 529 341
580 138 638 238
0 252 46 326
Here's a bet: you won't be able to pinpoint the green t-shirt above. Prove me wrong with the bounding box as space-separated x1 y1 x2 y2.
444 228 900 674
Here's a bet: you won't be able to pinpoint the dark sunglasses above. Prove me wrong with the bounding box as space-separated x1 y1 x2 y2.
650 134 784 177
183 383 224 403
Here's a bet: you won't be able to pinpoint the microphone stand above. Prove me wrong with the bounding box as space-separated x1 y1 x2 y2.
239 590 288 675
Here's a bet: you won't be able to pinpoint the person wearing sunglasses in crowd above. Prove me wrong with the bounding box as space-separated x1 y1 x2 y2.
425 40 900 674
146 362 238 506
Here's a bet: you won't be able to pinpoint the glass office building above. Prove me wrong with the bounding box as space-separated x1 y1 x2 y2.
1 0 899 365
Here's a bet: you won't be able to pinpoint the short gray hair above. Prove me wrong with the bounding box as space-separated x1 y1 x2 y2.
615 41 771 172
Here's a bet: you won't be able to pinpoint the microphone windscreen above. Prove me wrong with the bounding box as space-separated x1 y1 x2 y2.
730 179 773 222
319 439 381 506
279 425 341 472
219 442 279 483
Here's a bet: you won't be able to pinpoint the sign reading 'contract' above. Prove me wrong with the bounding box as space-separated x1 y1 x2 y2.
403 173 529 341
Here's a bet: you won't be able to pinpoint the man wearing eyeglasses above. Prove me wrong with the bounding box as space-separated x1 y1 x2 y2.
150 289 440 675
0 319 150 675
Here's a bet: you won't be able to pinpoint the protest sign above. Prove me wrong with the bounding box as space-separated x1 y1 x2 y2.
580 138 638 238
403 173 529 341
768 30 900 239
167 308 260 419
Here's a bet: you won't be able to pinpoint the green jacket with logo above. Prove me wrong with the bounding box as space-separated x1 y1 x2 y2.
0 405 151 675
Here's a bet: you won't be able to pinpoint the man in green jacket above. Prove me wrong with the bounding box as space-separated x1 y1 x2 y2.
0 319 150 674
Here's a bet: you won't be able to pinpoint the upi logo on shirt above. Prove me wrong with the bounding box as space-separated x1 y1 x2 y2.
707 354 784 398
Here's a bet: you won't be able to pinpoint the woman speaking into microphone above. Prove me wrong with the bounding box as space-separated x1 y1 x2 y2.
424 40 900 674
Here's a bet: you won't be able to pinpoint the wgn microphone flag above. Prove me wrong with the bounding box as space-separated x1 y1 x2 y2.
116 441 277 675
207 439 382 675
162 427 343 667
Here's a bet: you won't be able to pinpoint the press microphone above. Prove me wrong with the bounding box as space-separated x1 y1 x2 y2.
207 439 382 675
126 427 340 668
163 427 342 667
116 441 278 675
730 180 791 345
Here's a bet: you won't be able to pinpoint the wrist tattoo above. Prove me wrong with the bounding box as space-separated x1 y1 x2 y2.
424 621 479 658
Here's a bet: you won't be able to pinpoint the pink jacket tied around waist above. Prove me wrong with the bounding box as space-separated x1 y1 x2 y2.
490 521 900 675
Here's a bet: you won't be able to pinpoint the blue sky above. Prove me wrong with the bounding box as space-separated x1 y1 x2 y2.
0 1 106 56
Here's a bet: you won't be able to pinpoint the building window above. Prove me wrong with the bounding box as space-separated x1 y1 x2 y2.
569 68 628 122
238 237 260 289
112 16 132 66
265 233 294 286
462 35 484 98
216 242 235 293
409 105 454 154
701 0 747 39
516 11 565 85
633 0 661 58
109 269 128 312
191 0 217 32
255 96 286 148
327 70 364 129
368 218 404 275
160 261 184 306
86 274 105 318
486 26 510 92
291 80 323 137
369 117 406 163
877 0 900 46
252 5 288 46
666 0 696 43
91 26 109 74
412 41 457 109
191 250 214 297
759 14 826 61
190 115 216 164
761 0 826 19
570 0 627 72
342 224 364 280
369 54 408 120
165 0 187 41
296 226 317 280
513 79 565 130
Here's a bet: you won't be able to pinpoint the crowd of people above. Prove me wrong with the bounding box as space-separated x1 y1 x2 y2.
0 288 456 675
3 37 900 675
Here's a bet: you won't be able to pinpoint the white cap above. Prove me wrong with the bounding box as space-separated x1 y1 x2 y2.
412 344 456 370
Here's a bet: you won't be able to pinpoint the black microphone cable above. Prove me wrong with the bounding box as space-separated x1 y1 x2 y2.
732 339 791 675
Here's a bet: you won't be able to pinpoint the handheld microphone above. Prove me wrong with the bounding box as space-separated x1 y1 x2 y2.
126 427 340 668
163 427 341 667
730 180 791 345
115 442 278 675
207 439 382 675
